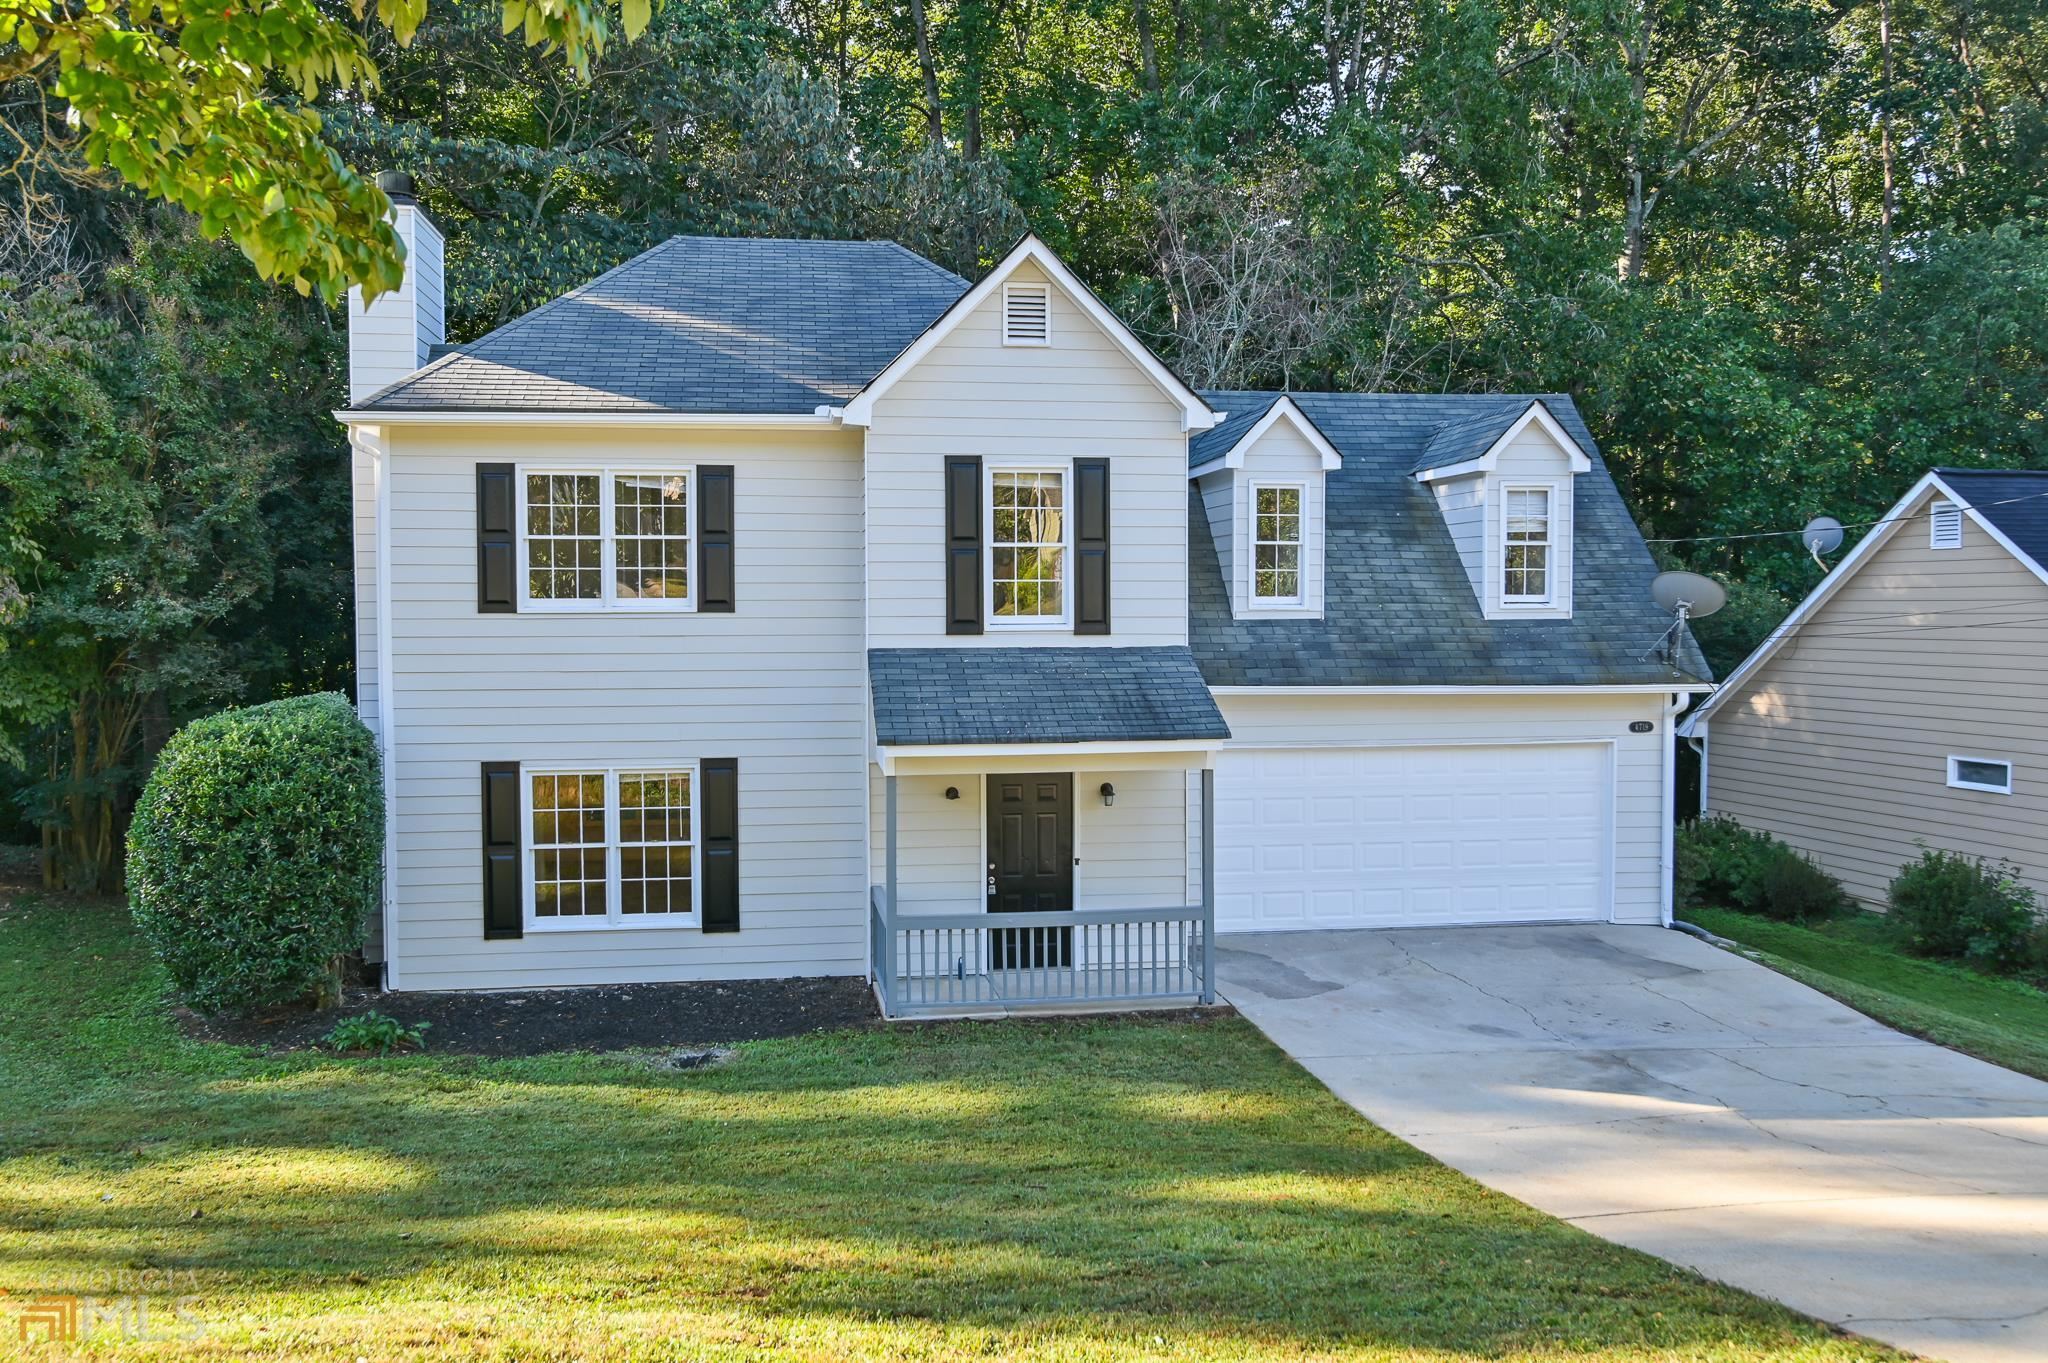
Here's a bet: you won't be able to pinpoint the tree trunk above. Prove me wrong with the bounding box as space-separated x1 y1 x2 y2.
909 0 944 144
1877 0 1896 289
1135 0 1159 93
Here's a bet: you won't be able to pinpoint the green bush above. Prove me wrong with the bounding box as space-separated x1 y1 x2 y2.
321 1011 429 1055
128 693 382 1013
1676 816 1848 922
1889 849 2039 969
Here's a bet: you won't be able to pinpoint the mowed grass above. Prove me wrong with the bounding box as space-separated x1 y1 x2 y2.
0 895 1902 1362
1689 905 2048 1082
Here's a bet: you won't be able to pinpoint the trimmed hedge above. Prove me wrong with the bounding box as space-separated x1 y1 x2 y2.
128 693 382 1013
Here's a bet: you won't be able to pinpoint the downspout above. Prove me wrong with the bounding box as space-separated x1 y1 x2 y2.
1659 691 1684 928
369 425 400 991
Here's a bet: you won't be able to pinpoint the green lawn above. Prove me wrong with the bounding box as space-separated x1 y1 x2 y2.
0 894 1901 1361
1688 905 2048 1081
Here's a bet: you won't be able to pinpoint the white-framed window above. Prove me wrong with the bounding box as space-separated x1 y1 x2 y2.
1930 500 1964 550
1250 482 1305 605
525 765 698 928
1003 283 1051 345
988 465 1068 626
520 468 693 610
1501 485 1554 604
1947 755 2013 794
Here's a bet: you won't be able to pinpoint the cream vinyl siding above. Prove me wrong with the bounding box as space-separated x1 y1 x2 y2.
869 768 1191 913
1705 495 2048 906
1430 474 1485 603
380 424 870 989
1209 690 1672 924
864 259 1192 646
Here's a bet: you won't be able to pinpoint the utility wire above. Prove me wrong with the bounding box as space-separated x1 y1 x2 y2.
1643 484 2048 546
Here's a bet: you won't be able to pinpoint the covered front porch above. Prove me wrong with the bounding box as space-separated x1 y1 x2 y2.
866 646 1230 1019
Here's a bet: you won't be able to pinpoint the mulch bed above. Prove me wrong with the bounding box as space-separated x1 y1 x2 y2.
182 975 882 1057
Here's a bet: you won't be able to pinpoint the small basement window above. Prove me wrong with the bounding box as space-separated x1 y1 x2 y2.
1003 283 1051 346
1947 755 2013 794
1930 500 1963 550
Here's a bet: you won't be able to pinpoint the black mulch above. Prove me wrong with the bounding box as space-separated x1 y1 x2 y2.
183 975 881 1057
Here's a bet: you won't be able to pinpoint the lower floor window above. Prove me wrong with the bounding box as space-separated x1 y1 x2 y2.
1947 755 2013 794
529 766 696 924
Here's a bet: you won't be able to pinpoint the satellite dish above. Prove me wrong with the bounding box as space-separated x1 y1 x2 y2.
1650 570 1727 620
1802 515 1845 560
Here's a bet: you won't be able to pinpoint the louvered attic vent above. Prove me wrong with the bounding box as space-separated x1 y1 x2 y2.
1003 284 1051 345
1930 500 1963 550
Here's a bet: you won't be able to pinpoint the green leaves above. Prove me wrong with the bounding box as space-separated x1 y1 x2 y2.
10 0 662 298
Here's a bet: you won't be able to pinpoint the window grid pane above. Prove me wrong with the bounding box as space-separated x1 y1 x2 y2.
1253 486 1303 601
613 473 690 601
991 470 1066 619
526 474 603 600
1503 489 1551 600
530 772 608 918
618 770 694 916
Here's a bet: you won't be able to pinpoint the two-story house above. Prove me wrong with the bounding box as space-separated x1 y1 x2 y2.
339 177 1709 1013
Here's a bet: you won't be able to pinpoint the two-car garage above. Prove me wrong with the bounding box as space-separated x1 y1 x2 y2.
1205 694 1662 932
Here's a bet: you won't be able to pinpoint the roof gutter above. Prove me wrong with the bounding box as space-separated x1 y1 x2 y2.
1209 683 1716 697
331 409 843 428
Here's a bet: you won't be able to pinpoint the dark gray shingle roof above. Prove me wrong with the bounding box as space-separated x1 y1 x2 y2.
1412 402 1547 474
1191 391 1711 687
355 237 969 413
1188 396 1279 471
1935 468 2048 575
870 648 1231 746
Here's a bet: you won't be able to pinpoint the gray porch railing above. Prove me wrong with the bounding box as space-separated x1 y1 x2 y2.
869 888 1215 1017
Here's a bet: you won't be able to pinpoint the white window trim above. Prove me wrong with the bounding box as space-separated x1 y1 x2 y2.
1497 481 1561 609
516 465 697 612
1947 754 2014 795
984 459 1073 630
1247 479 1308 608
1001 282 1052 346
522 762 702 931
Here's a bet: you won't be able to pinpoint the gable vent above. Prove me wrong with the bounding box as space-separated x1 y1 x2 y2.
1930 500 1963 550
1003 284 1051 346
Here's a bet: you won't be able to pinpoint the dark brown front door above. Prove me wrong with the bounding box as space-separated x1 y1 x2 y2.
987 773 1073 967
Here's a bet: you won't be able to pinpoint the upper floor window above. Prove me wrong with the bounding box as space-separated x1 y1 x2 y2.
1251 483 1304 605
1930 500 1963 550
1502 486 1553 604
524 469 691 609
990 467 1066 625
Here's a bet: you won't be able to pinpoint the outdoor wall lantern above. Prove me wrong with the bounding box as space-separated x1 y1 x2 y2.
1099 782 1116 807
945 787 960 800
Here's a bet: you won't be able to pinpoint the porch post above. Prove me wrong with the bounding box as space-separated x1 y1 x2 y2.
1199 765 1216 1004
883 774 899 1014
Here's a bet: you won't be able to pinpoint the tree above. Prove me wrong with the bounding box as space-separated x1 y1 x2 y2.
0 0 662 300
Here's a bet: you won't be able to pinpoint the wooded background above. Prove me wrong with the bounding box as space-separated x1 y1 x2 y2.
0 0 2043 884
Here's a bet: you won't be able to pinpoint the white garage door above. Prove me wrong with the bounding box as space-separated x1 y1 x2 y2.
1215 743 1611 931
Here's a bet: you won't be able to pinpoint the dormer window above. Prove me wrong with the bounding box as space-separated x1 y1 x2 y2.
1003 284 1051 346
1502 486 1553 604
1251 483 1304 605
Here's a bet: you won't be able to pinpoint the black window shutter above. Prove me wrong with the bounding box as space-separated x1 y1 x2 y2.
698 466 735 612
482 761 523 939
477 464 517 613
944 456 983 634
701 758 740 932
1075 458 1111 634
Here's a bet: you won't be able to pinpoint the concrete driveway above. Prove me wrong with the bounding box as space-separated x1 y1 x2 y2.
1217 925 2048 1363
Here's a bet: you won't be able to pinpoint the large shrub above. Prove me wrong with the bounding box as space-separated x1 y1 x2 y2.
1889 849 2038 969
1675 816 1848 922
128 693 382 1012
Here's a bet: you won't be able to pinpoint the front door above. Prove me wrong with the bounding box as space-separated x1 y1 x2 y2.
987 773 1073 967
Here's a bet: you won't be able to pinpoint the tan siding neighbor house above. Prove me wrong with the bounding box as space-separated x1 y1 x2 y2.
1686 470 2048 907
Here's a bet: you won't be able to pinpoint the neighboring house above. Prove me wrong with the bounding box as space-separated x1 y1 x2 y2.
338 177 1709 1011
1683 468 2048 907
